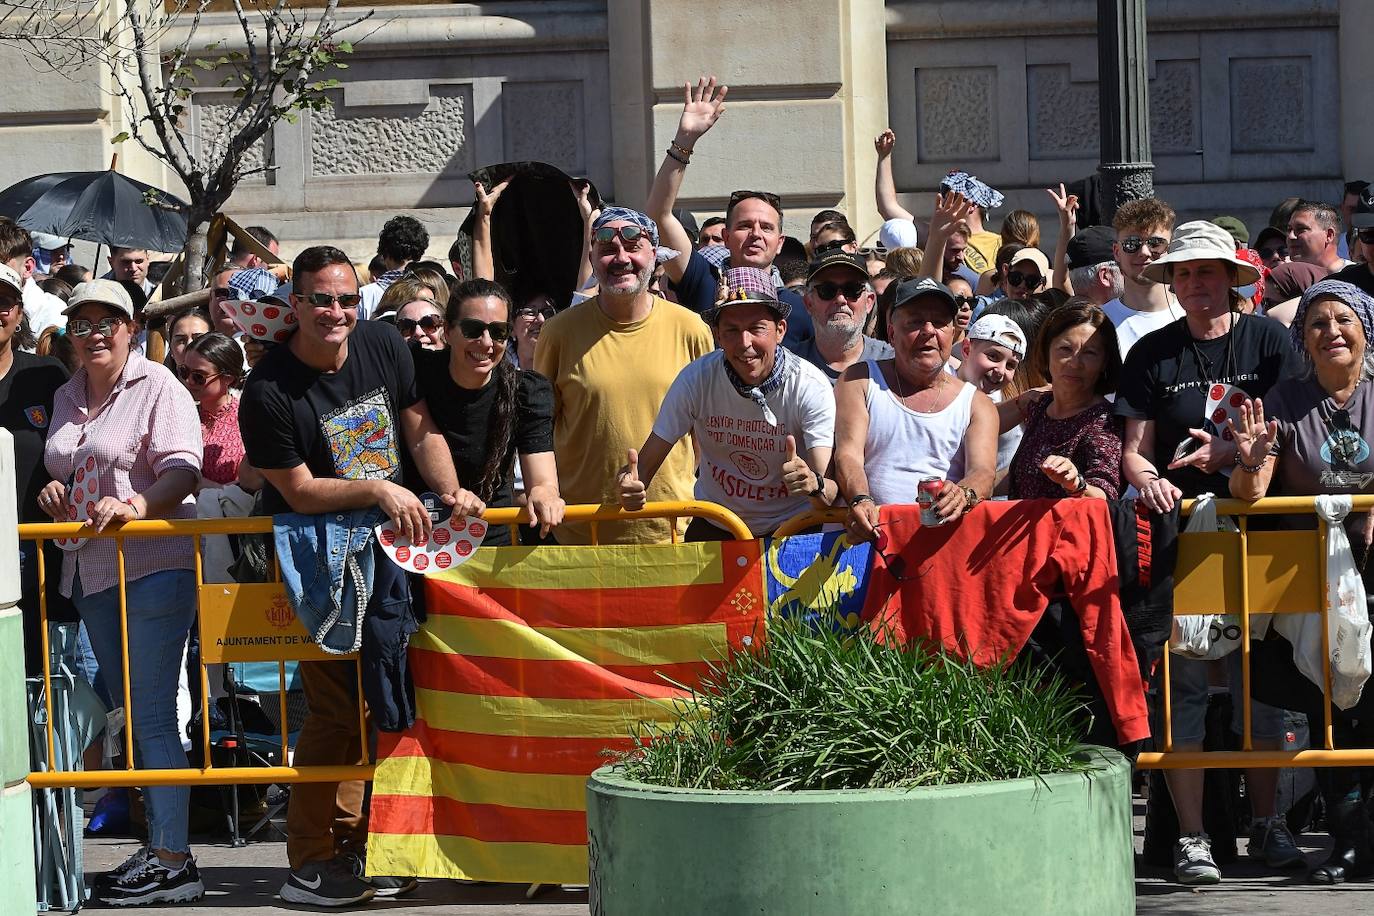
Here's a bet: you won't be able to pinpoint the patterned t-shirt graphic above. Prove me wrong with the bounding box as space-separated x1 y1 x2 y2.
322 387 399 480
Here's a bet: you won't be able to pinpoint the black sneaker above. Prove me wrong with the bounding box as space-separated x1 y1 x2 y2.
279 859 376 907
92 846 154 892
96 855 205 906
341 849 418 898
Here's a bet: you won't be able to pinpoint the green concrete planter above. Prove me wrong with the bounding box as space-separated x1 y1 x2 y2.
586 747 1133 916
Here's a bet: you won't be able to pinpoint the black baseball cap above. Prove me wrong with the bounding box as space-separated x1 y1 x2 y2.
1353 186 1374 230
1065 225 1116 271
891 277 958 315
805 249 869 282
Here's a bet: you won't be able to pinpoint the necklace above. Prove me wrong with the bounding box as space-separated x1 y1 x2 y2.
1186 311 1237 387
892 359 948 412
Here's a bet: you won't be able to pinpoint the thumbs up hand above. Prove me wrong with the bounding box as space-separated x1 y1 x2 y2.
618 448 647 511
781 435 819 499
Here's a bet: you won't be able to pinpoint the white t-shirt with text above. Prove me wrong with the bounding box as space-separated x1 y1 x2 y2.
652 351 836 535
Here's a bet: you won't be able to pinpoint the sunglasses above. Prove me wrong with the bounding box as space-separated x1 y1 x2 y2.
1258 245 1288 259
954 295 977 309
515 305 557 321
811 281 869 301
67 316 126 338
456 318 512 342
176 365 222 386
1358 228 1374 245
1006 271 1043 289
857 246 886 259
212 286 235 300
397 315 443 335
1118 235 1169 255
593 225 647 248
728 189 783 213
299 292 362 309
0 295 20 314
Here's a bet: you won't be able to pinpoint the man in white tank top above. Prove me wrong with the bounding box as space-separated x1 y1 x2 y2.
833 277 999 542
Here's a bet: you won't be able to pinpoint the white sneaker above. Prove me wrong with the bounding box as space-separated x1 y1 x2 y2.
1174 832 1222 885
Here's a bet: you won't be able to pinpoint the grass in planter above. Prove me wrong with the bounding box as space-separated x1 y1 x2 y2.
613 614 1091 791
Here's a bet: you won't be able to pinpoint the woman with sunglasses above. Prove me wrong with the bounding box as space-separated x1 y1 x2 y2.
40 280 205 905
410 278 564 544
394 297 446 350
1228 278 1374 884
512 294 556 368
177 332 260 489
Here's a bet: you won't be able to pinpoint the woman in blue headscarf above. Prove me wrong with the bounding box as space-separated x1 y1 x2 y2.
1231 278 1374 885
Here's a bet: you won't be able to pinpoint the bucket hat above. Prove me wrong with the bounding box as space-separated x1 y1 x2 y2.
1141 220 1261 286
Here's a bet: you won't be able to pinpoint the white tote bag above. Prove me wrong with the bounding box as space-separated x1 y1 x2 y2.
1273 495 1373 710
1171 493 1268 659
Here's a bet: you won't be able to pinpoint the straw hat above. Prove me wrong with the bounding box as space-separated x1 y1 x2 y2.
1141 220 1261 286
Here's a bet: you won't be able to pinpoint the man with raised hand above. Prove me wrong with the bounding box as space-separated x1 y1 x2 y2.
619 266 836 538
646 76 814 348
536 207 713 545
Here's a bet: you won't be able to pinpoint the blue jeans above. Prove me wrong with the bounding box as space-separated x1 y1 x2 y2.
74 569 196 854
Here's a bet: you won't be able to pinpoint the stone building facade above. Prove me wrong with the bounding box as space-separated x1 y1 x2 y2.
0 0 1370 261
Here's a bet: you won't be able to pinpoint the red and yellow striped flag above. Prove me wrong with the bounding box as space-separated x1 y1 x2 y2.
366 540 766 884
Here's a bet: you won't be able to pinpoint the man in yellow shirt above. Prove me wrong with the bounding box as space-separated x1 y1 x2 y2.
535 207 713 544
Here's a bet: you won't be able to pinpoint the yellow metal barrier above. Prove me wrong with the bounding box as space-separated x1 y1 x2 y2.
24 500 750 790
771 497 1374 770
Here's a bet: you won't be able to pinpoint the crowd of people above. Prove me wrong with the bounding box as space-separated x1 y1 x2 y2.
7 71 1374 907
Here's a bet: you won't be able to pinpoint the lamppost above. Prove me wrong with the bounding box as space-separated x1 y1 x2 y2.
1097 0 1155 221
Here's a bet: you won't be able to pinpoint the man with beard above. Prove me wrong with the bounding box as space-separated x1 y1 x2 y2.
1100 198 1179 359
791 250 893 382
535 207 713 545
618 266 836 538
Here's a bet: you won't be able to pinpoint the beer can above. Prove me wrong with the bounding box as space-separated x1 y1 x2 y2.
917 477 946 526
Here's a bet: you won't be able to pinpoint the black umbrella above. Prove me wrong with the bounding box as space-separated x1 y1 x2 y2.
0 169 189 253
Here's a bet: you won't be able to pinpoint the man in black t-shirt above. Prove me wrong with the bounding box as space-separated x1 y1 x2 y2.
239 246 479 907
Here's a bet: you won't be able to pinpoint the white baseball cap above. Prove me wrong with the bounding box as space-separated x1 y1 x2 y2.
966 314 1027 357
0 263 22 296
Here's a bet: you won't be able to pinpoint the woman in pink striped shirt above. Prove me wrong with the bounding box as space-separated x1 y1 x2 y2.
40 279 205 906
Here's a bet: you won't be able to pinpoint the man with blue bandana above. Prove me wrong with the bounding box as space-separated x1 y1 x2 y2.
535 206 713 545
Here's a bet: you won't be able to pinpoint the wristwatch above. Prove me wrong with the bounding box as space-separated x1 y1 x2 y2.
808 477 826 500
850 494 875 508
1070 473 1088 496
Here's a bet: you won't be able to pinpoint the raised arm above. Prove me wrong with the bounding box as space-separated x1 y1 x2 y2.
874 129 915 222
470 179 509 282
1047 183 1079 294
573 181 598 294
919 191 975 281
645 76 729 283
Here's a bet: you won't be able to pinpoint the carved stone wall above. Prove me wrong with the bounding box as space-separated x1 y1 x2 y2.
886 0 1344 238
166 2 613 258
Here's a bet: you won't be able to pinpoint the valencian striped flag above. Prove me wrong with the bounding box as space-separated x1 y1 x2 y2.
366 540 767 884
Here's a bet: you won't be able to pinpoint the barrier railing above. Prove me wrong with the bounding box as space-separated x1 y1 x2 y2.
23 500 749 790
25 492 1370 785
771 497 1374 770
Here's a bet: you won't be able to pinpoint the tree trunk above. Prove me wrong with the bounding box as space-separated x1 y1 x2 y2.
180 219 210 296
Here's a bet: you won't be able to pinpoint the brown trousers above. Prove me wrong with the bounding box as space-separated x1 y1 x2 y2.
286 658 370 868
